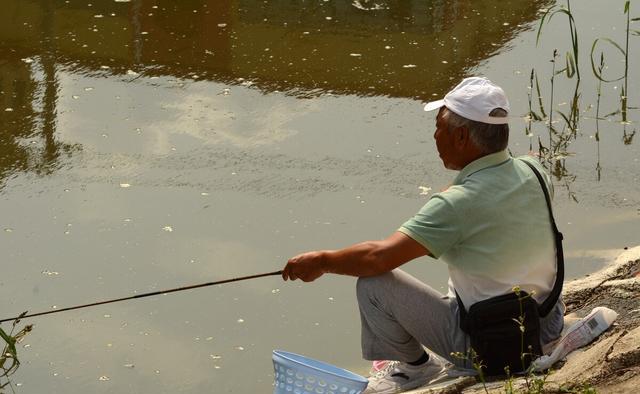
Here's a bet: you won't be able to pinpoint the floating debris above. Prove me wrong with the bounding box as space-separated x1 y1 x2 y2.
126 70 139 76
235 346 245 351
42 270 59 276
210 354 222 360
271 288 280 294
402 64 417 68
200 192 209 196
418 186 432 195
119 183 131 188
4 108 13 112
162 226 173 232
72 95 79 99
350 53 362 57
217 23 227 28
84 87 94 91
99 376 110 381
104 314 111 318
4 228 13 233
123 363 135 368
237 318 244 323
21 58 34 64
94 14 104 18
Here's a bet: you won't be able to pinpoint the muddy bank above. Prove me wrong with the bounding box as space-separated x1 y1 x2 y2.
410 245 640 394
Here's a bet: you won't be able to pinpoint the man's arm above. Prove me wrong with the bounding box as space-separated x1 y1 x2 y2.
282 231 430 282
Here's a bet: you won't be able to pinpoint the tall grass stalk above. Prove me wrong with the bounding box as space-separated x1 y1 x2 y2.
590 0 636 123
622 0 630 122
537 0 580 80
0 314 32 393
547 49 559 159
595 52 604 181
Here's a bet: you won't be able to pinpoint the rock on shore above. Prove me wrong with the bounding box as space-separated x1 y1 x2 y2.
408 245 640 394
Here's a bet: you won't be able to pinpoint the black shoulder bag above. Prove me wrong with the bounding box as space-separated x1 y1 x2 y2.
455 160 564 376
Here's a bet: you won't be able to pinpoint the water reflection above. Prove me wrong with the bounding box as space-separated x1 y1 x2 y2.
0 0 551 187
0 52 76 191
2 0 547 99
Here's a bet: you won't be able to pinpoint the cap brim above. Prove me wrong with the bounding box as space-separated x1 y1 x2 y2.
423 99 444 112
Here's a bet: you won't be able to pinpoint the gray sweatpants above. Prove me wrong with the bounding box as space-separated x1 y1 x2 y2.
357 269 564 369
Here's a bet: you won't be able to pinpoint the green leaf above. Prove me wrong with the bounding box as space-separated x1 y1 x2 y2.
590 38 626 82
565 52 576 78
625 0 630 14
558 111 572 127
536 7 554 45
537 8 575 45
604 109 621 118
631 17 640 21
534 73 547 118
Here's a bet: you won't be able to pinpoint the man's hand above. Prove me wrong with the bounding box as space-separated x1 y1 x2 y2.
282 251 326 282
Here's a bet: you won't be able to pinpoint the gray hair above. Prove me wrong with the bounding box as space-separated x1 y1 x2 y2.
441 107 509 154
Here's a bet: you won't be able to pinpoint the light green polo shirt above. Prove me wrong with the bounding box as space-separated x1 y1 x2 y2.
398 150 557 309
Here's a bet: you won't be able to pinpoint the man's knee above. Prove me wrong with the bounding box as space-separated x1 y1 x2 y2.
356 271 395 302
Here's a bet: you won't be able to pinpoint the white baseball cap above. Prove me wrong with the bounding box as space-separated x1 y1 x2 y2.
423 77 510 125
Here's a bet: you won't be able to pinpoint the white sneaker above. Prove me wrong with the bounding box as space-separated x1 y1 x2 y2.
363 356 446 393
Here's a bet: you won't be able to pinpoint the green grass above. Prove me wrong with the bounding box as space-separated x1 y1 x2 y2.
0 313 32 394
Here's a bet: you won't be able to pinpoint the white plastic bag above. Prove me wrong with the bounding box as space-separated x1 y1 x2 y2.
530 306 618 371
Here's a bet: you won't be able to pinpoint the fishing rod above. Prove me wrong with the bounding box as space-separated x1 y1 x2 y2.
0 270 283 324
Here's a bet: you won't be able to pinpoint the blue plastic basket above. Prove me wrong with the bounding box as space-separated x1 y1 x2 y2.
272 350 369 394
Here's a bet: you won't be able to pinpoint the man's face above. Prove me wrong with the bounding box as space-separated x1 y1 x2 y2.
433 108 461 170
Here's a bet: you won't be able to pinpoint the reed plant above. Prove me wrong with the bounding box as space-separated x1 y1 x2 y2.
530 0 637 186
589 1 637 123
0 313 32 394
594 52 605 181
537 0 580 81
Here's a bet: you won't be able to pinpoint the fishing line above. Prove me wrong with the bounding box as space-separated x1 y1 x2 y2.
0 270 283 324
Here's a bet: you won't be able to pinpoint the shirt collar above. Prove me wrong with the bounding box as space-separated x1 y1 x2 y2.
453 150 511 185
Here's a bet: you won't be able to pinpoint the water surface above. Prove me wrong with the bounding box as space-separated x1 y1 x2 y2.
0 0 638 392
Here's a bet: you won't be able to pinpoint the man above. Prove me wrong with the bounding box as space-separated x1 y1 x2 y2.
282 77 564 393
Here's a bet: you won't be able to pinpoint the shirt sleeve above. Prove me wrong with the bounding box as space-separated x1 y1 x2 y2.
398 194 462 259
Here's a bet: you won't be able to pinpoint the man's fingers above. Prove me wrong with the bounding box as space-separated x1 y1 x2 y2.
282 262 298 281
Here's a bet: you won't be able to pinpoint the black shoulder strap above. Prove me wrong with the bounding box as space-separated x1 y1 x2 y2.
455 159 564 318
520 159 564 317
